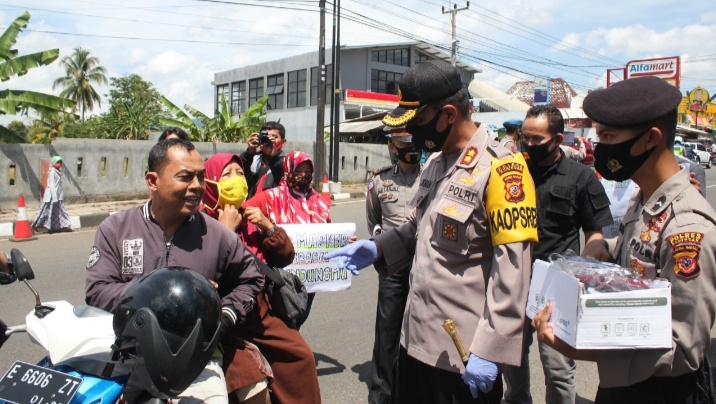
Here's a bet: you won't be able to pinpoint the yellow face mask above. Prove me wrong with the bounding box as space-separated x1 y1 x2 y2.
206 176 248 211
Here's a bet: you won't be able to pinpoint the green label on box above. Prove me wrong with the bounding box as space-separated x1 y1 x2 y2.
585 297 668 308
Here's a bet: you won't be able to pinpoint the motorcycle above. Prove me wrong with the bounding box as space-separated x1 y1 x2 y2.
0 249 164 404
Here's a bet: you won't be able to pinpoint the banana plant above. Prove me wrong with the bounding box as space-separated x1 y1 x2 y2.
0 12 75 142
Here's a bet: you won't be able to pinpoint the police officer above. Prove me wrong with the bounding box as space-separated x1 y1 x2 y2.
366 127 421 404
502 118 523 154
533 76 716 404
327 60 537 404
503 105 613 404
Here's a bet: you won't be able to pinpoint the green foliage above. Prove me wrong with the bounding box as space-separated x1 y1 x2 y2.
106 74 168 139
29 113 68 144
0 12 76 136
64 115 113 139
3 120 27 142
161 94 268 143
53 47 108 121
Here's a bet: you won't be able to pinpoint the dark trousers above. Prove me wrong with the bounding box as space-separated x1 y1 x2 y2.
395 348 504 404
368 268 410 404
595 359 712 404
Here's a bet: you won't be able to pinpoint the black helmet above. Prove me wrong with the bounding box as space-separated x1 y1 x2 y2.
113 267 221 397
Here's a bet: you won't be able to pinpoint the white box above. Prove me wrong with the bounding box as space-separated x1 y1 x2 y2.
526 260 672 349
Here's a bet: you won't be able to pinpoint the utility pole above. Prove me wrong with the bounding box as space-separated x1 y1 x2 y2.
314 0 326 189
331 0 341 183
328 0 337 180
442 1 469 66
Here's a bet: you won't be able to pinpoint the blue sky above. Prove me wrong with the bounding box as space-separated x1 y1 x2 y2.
3 0 715 122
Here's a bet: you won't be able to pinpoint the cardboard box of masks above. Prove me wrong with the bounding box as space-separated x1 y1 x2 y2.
526 260 672 349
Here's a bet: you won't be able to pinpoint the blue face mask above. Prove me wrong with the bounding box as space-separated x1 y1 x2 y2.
407 110 452 153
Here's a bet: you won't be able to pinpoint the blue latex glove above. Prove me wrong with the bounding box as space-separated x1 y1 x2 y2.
324 240 379 276
461 353 498 399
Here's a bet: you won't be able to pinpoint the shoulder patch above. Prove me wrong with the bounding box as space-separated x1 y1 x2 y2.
86 246 100 270
667 232 703 280
368 179 375 191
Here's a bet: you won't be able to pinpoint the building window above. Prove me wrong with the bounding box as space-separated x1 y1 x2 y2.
266 73 284 110
216 84 229 109
416 51 434 63
371 69 402 95
248 77 264 106
231 81 246 115
371 48 410 66
310 65 333 106
287 69 307 108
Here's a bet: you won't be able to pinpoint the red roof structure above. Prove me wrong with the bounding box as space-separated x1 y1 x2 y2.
505 78 578 109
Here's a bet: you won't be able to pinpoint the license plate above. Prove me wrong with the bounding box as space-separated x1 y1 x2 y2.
0 361 82 404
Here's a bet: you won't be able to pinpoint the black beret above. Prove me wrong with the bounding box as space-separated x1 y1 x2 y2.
582 76 683 127
383 60 463 127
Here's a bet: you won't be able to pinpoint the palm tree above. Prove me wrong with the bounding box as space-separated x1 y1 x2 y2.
53 46 108 121
0 12 75 141
29 113 66 144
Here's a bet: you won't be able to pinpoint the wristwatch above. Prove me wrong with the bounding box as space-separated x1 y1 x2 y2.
262 225 277 237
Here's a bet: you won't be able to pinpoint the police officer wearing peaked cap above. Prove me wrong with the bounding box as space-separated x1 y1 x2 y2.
366 126 421 404
502 118 523 154
533 76 716 404
326 60 538 403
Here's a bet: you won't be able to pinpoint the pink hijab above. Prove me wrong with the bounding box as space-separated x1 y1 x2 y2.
244 151 331 224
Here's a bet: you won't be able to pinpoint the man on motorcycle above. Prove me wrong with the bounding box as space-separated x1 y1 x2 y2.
85 139 265 403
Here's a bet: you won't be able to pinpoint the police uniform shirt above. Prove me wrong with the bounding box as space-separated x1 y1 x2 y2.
530 149 613 261
598 168 716 388
366 163 421 234
373 124 534 371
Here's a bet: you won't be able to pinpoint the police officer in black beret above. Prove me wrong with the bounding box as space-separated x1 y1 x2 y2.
533 76 716 403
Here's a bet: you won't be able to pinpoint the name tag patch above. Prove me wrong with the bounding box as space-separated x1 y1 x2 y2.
122 238 144 275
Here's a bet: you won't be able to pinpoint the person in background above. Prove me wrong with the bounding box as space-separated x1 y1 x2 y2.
535 76 716 403
241 122 287 198
244 151 331 330
0 250 12 349
366 127 421 404
202 153 321 404
32 156 72 234
158 127 190 141
503 105 613 404
560 135 586 161
502 118 523 154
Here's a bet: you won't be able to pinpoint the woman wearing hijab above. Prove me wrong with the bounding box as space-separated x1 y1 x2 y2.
202 153 321 404
32 156 72 233
244 151 331 329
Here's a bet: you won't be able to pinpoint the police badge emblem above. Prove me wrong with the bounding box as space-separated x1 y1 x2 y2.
503 174 525 203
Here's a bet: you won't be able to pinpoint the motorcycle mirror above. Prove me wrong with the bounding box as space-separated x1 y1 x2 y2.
10 248 35 281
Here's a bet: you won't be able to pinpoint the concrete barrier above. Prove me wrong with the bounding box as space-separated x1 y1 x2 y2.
0 138 391 208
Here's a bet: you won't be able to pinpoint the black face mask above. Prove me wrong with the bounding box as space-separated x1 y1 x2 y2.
522 137 557 165
594 129 654 182
407 110 452 152
394 144 421 164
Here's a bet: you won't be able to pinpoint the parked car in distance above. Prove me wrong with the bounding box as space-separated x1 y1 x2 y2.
684 142 712 168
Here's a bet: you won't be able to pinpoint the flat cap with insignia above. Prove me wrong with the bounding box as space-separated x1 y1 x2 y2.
383 60 463 127
582 76 683 127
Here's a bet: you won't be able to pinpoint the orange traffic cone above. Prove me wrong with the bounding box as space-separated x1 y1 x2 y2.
10 195 37 242
322 175 331 204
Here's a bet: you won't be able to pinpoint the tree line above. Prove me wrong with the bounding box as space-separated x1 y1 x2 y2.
1 12 266 144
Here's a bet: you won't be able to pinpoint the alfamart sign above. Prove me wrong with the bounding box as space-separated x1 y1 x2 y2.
607 56 681 88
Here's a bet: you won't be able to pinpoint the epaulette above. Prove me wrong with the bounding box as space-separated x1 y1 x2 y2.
373 165 392 175
486 141 512 160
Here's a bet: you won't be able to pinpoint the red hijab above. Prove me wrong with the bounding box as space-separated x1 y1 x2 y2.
245 151 330 224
